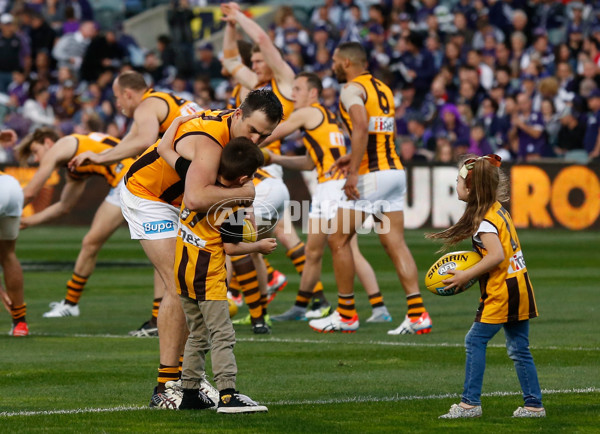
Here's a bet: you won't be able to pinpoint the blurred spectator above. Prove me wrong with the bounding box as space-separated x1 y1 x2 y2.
80 30 126 83
193 42 223 81
156 34 178 71
169 75 194 102
540 98 560 152
468 121 493 156
434 137 455 163
52 20 96 71
23 86 55 129
397 136 430 163
556 107 586 160
7 68 29 106
584 89 600 159
0 13 31 92
433 103 470 145
510 92 546 161
26 10 56 70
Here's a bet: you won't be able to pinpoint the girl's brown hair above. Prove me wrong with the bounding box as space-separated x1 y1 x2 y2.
427 154 509 250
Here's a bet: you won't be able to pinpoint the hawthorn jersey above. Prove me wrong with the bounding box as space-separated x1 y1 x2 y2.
124 110 235 207
302 103 346 183
141 88 202 134
472 201 538 324
175 203 244 301
339 73 402 175
69 133 134 187
252 167 272 187
256 78 294 155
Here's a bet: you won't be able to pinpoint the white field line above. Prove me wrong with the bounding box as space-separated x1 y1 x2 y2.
1 388 598 418
27 332 600 352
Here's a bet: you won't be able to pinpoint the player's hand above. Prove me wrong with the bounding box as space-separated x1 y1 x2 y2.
244 207 256 232
0 286 12 313
256 238 277 255
329 153 351 177
0 129 18 147
68 150 101 170
19 218 31 230
342 173 359 200
442 269 469 291
220 2 240 22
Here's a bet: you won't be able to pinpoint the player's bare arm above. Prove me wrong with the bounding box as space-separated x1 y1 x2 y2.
21 179 86 228
224 238 277 256
156 113 201 169
221 14 259 90
181 136 255 212
23 136 78 205
68 99 164 169
223 2 295 95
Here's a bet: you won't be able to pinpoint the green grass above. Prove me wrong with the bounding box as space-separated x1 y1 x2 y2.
0 227 599 433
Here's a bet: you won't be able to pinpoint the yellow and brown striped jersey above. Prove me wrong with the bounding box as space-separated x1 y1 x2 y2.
472 201 538 324
256 78 294 156
251 167 272 187
175 202 244 301
69 133 134 187
141 88 202 134
124 109 235 207
339 73 402 175
302 103 346 183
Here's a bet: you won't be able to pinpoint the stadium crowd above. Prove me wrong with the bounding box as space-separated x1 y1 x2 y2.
1 0 600 165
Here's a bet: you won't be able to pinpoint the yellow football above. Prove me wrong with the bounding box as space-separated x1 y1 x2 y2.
242 219 257 243
425 251 482 296
228 298 239 318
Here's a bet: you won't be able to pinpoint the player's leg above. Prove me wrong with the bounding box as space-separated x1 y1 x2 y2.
0 237 27 336
351 234 392 323
129 270 163 337
309 206 362 333
44 200 124 317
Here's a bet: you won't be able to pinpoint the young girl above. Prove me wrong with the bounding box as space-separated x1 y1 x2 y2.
429 154 545 419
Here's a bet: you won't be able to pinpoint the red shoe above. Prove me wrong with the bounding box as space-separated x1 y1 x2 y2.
10 321 29 337
267 270 288 303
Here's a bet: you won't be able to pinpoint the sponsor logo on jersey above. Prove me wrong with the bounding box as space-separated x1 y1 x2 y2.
144 220 176 234
368 116 394 133
178 225 206 248
508 250 526 274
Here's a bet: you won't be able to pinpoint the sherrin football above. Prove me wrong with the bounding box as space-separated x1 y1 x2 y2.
425 251 482 296
242 219 257 243
228 298 239 318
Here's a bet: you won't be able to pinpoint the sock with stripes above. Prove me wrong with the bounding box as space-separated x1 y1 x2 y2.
260 294 268 316
230 255 263 321
406 293 426 319
10 303 26 325
150 297 162 327
368 291 385 309
157 365 179 392
178 355 184 377
228 274 242 298
263 257 275 283
337 294 356 319
65 273 88 306
287 242 328 307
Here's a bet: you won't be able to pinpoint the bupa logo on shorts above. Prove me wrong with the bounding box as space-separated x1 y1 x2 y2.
144 220 176 234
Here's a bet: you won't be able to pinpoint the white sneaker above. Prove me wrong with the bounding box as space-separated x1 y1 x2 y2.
513 407 546 418
309 311 359 333
387 312 432 335
200 377 220 408
439 403 482 419
149 386 182 409
43 300 80 318
366 306 392 323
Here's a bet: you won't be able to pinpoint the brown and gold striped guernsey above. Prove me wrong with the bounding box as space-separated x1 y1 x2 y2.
68 133 134 187
302 102 346 183
472 201 538 324
255 78 294 156
140 88 202 134
339 72 403 174
124 110 235 207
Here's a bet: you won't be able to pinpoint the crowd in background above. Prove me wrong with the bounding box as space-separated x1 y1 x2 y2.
2 0 600 166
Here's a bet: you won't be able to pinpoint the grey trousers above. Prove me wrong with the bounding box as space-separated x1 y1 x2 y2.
179 297 237 391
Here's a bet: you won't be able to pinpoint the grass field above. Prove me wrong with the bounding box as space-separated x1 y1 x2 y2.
0 226 599 433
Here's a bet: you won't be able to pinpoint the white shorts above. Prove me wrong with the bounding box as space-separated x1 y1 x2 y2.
309 179 345 221
120 183 179 240
254 177 289 225
104 180 124 207
338 169 406 214
0 174 23 240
